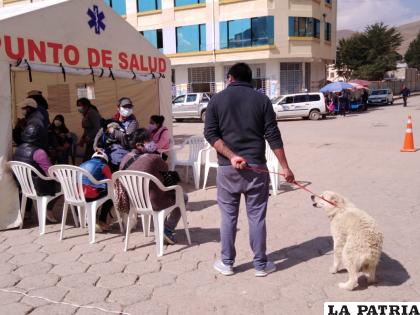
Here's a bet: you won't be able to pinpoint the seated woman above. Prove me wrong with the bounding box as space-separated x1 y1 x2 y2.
13 124 59 223
120 128 185 244
49 115 72 164
148 115 170 153
79 151 113 232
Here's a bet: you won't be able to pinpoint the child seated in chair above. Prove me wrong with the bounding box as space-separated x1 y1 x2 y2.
79 151 113 232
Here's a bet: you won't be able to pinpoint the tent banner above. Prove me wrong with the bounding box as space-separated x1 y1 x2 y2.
0 33 167 73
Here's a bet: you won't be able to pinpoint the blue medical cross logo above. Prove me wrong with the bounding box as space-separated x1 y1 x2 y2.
87 5 106 35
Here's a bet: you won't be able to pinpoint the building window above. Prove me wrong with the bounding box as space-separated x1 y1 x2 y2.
188 67 215 93
288 17 320 38
138 0 161 12
140 29 163 52
280 63 303 95
176 24 206 53
174 0 205 7
104 0 126 16
325 22 332 41
220 16 274 49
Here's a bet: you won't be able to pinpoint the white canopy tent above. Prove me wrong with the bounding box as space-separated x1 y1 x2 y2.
0 0 172 230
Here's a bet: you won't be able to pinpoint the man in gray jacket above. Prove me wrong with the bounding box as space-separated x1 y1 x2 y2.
204 63 295 277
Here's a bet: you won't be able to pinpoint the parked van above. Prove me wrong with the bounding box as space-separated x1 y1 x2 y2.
271 92 327 120
172 93 213 122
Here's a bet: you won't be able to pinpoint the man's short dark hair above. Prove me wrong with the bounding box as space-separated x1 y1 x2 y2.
228 63 253 83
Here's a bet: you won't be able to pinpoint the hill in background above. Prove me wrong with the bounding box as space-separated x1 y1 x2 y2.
337 20 420 55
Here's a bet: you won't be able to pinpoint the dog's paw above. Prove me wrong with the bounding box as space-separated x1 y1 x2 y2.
329 266 339 274
338 282 356 291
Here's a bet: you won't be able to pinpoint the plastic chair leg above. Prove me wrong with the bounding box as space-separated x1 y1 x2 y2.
180 206 191 245
193 162 200 190
19 196 28 229
124 211 132 252
70 206 79 228
141 214 151 237
153 211 165 257
86 203 97 244
185 165 189 183
269 173 277 196
202 164 210 190
78 206 86 228
36 197 48 235
60 203 69 241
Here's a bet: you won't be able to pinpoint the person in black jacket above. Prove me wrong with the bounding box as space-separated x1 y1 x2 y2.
204 63 295 277
13 124 59 224
13 98 48 148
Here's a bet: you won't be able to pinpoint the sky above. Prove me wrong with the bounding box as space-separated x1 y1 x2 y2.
338 0 420 30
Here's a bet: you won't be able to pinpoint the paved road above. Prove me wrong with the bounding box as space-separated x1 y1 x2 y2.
0 96 419 314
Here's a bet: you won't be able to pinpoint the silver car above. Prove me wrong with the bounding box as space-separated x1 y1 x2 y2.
172 93 213 122
367 89 394 105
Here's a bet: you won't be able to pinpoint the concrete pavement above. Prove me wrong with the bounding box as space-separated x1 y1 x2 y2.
0 96 419 314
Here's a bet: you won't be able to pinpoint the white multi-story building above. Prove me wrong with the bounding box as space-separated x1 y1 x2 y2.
1 0 337 97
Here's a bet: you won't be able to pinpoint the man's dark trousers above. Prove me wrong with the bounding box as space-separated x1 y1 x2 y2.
403 96 407 107
217 164 269 270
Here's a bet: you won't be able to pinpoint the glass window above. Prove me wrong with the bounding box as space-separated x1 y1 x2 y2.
308 94 321 101
141 29 163 52
325 22 332 41
138 0 161 12
294 95 308 103
176 24 206 53
175 0 205 6
289 17 321 38
105 0 126 15
220 16 274 49
173 95 185 103
186 94 197 102
285 96 294 104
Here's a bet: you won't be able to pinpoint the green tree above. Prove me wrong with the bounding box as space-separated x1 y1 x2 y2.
405 31 420 70
336 23 402 80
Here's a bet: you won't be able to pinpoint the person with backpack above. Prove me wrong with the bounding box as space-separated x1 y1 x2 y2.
79 151 113 232
400 85 411 107
119 128 185 245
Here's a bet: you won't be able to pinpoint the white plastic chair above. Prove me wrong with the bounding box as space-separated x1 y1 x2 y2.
112 170 191 256
170 136 207 189
7 161 70 235
202 143 218 190
49 165 121 243
265 142 280 195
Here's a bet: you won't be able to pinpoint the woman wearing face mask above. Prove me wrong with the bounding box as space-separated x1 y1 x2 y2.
48 115 72 164
119 128 186 244
93 97 138 172
148 115 170 153
77 98 102 162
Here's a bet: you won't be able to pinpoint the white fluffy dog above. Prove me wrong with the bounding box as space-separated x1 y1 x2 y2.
312 191 383 290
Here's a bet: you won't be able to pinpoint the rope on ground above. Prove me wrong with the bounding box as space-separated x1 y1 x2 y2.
0 288 132 315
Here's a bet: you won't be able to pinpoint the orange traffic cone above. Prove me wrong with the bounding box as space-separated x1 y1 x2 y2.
401 115 416 152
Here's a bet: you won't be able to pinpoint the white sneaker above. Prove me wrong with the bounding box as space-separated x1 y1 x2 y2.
255 261 276 277
213 259 234 276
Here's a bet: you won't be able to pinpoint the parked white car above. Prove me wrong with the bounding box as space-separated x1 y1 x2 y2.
367 89 394 105
271 92 327 120
172 93 213 122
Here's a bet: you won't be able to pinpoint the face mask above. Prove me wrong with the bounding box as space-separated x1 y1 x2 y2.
148 124 157 132
144 141 157 153
54 120 62 127
119 107 133 117
77 106 84 113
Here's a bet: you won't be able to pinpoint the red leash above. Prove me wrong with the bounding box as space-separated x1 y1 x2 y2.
244 166 337 207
